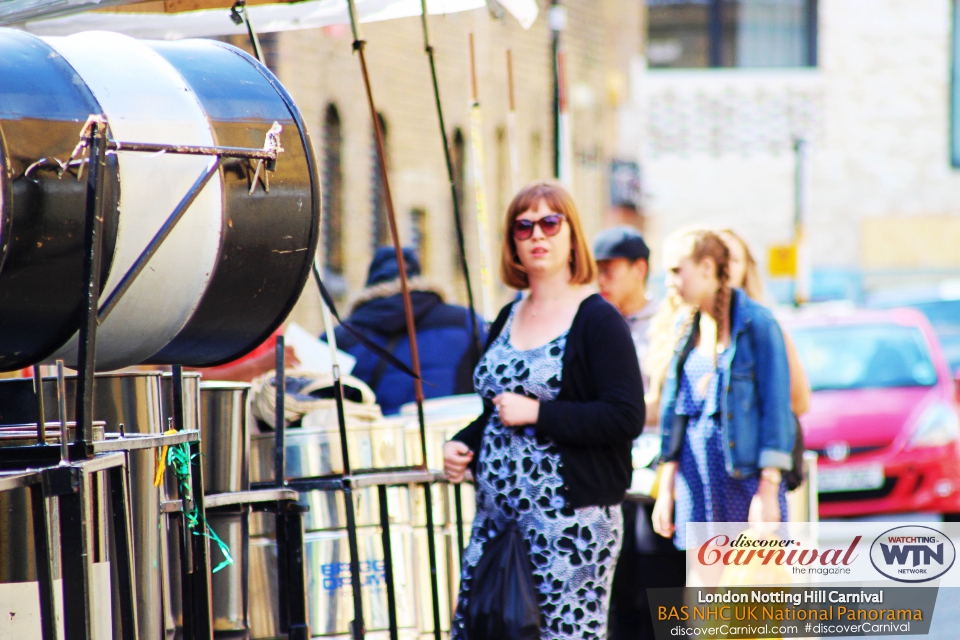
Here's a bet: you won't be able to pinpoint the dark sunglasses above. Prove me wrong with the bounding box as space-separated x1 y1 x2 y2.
512 213 565 240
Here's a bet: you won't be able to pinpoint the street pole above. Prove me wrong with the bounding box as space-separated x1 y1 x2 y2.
794 138 811 306
549 1 564 179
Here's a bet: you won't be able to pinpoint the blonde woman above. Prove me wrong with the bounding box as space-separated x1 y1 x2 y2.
645 228 811 424
650 229 794 548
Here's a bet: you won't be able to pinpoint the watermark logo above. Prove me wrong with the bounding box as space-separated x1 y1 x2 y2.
869 525 956 583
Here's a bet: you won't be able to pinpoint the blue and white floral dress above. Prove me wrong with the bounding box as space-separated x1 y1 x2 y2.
673 349 788 550
451 306 623 640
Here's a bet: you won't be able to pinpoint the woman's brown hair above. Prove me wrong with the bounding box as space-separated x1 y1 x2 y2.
646 228 730 401
690 230 732 349
719 228 765 302
500 181 597 289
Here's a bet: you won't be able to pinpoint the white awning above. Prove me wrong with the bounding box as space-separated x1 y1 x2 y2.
16 0 537 40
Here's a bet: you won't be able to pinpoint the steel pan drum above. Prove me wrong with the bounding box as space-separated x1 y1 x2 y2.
198 381 251 495
250 414 408 532
0 29 120 372
249 526 420 639
0 29 319 371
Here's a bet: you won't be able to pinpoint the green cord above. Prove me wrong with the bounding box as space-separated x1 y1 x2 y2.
166 442 234 573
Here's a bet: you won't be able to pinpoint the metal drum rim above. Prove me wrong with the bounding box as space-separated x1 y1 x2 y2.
199 380 251 391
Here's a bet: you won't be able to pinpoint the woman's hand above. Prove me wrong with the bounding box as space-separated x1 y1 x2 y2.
443 441 474 484
652 461 678 538
748 472 782 528
493 393 540 428
652 493 676 538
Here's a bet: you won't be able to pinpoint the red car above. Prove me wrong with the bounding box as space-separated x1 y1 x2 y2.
784 307 960 518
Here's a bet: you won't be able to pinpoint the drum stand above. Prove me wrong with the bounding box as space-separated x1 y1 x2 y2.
262 334 458 640
0 115 307 640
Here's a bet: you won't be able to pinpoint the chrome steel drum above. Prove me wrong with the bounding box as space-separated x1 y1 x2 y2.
161 371 202 433
0 29 120 372
208 512 247 635
250 415 407 532
249 526 419 639
399 394 482 469
251 416 405 480
0 467 112 638
199 381 251 495
400 395 480 528
0 29 320 371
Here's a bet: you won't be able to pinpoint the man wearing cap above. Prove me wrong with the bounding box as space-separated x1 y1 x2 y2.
327 247 485 415
594 226 657 394
595 227 684 640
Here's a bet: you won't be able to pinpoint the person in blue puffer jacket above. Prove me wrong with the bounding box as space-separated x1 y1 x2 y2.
328 247 486 415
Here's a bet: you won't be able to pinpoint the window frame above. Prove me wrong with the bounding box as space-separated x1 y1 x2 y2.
646 0 818 69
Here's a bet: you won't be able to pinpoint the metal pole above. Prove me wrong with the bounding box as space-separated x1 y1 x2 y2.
453 484 465 559
344 0 431 467
108 465 139 640
231 0 265 64
272 343 295 637
33 365 46 445
57 361 68 463
418 0 482 354
190 437 213 640
344 5 436 637
74 116 108 458
467 33 496 320
506 49 521 196
549 2 562 178
378 484 399 640
30 482 57 640
793 138 811 305
314 254 367 638
274 337 286 488
59 469 92 640
421 482 442 640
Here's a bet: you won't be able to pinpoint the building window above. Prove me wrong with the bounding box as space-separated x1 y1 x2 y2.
411 208 428 271
451 128 466 216
647 0 817 69
321 104 344 276
371 113 391 249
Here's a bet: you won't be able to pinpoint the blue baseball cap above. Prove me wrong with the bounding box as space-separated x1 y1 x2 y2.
593 226 650 262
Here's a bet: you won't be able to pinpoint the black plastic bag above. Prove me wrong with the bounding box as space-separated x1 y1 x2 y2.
784 414 805 491
465 521 541 640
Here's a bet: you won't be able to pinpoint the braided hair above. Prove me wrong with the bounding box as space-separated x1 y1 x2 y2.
689 230 731 366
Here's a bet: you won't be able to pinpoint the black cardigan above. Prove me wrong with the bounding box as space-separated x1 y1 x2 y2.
452 294 645 508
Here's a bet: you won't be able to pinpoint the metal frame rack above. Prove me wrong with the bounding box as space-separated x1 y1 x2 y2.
0 454 137 640
2 9 476 636
260 335 457 640
0 114 308 640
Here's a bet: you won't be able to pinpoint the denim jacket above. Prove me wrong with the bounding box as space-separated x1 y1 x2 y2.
659 288 794 477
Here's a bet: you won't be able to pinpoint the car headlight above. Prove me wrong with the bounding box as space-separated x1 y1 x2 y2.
908 402 960 449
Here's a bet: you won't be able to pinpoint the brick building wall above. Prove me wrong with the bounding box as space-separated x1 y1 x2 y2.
273 2 643 334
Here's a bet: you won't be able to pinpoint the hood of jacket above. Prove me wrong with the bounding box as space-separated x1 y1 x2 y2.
347 277 448 336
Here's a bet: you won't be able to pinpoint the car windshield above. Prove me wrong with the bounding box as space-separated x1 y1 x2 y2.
868 299 960 370
791 324 938 391
907 300 960 329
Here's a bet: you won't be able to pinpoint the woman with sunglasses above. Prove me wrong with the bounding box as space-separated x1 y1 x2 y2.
444 181 645 639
